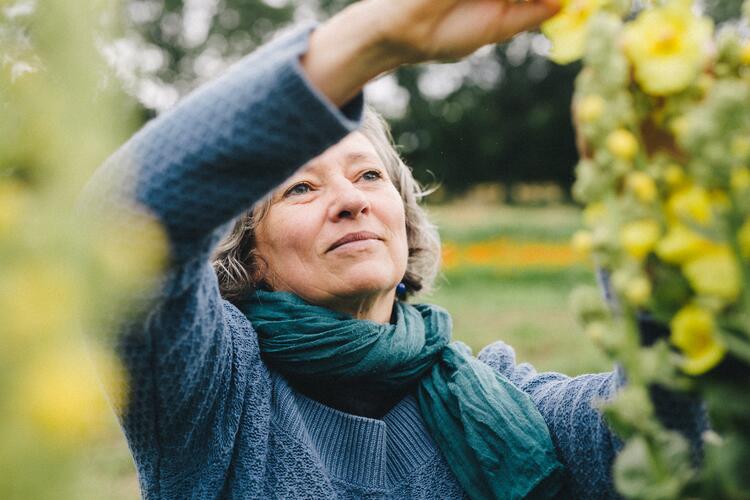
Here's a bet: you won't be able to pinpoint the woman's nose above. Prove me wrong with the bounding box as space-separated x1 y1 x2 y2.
329 181 369 222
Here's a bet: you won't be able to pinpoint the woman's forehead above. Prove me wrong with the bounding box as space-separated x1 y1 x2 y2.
301 132 380 173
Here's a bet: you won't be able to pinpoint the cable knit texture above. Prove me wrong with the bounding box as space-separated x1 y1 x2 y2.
80 23 708 500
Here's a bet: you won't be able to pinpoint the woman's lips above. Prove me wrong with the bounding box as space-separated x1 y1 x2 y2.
327 231 382 252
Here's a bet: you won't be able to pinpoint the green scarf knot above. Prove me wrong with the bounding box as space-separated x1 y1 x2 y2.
240 290 563 499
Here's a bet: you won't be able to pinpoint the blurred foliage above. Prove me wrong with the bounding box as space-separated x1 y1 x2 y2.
1 0 163 497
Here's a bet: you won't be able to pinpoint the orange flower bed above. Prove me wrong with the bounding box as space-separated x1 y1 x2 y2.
441 238 584 270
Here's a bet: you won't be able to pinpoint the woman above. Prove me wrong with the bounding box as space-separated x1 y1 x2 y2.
83 0 707 498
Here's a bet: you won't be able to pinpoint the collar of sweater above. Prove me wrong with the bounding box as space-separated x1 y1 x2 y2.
269 371 444 489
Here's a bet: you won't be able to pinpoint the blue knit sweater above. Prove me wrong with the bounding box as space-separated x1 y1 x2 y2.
82 23 707 499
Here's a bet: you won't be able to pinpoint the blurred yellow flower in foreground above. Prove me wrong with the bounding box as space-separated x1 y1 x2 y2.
656 224 715 264
682 246 742 302
94 211 169 291
19 347 125 446
542 0 604 64
620 219 661 260
572 229 594 255
607 129 639 161
663 164 687 189
670 304 726 374
583 202 607 227
626 171 658 202
576 95 606 123
0 259 82 340
0 180 30 238
738 218 750 258
624 275 652 306
667 184 713 225
741 41 750 65
730 166 750 193
622 1 713 96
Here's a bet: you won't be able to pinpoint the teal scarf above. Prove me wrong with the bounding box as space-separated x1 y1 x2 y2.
239 290 563 499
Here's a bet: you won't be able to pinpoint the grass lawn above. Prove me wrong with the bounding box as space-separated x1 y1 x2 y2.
84 202 613 497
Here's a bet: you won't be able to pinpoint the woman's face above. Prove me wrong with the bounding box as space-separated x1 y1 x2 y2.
254 131 408 319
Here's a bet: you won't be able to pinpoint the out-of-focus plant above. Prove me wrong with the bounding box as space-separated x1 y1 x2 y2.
546 0 750 497
0 0 165 497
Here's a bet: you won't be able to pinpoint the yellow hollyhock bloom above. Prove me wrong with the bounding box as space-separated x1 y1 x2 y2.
622 2 713 96
607 129 639 161
0 259 81 340
624 276 652 306
667 184 712 225
0 180 29 238
583 202 607 227
576 95 606 123
664 163 687 189
730 166 750 193
626 171 658 202
19 347 125 446
542 0 604 64
572 229 594 255
656 224 714 264
620 219 661 260
670 304 726 375
682 246 742 302
741 41 750 65
738 218 750 258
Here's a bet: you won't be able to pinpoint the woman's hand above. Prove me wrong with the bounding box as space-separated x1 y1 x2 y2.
371 0 561 63
302 0 560 107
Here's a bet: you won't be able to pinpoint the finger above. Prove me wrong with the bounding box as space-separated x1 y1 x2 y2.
499 0 562 35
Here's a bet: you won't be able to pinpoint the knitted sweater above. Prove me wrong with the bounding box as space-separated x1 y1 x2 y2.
82 23 707 500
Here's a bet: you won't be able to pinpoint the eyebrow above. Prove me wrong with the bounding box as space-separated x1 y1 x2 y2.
344 152 379 164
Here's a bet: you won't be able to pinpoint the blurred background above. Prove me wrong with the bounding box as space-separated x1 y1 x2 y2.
0 0 740 497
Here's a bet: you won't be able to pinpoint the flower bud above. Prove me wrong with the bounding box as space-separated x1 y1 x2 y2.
607 129 639 161
626 171 658 203
572 229 594 255
577 95 606 123
620 219 661 260
624 276 652 306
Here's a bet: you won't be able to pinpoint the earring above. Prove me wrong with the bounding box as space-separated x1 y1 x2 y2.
396 282 407 299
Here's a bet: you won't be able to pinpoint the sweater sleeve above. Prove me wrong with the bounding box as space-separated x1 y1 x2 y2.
477 340 707 499
78 22 364 475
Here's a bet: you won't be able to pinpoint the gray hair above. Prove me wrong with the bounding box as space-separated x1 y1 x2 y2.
211 105 441 304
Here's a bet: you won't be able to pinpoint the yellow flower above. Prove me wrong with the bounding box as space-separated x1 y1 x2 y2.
0 179 29 238
0 259 82 340
576 95 606 123
620 219 661 260
624 276 652 306
682 246 742 301
656 224 714 264
626 171 658 202
607 129 639 161
663 163 687 189
670 304 726 375
730 166 750 193
583 202 607 227
571 229 594 255
18 347 125 446
542 0 604 64
94 213 168 291
667 184 712 225
622 2 713 95
738 218 750 258
741 41 750 65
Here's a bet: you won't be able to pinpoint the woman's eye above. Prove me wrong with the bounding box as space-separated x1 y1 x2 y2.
285 183 311 196
361 170 383 181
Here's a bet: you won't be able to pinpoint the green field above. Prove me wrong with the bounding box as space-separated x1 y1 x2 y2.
87 203 613 497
